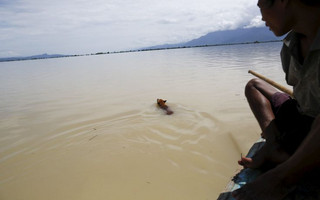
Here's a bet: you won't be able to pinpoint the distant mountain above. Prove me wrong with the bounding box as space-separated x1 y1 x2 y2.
145 26 284 50
0 53 68 62
1 27 284 62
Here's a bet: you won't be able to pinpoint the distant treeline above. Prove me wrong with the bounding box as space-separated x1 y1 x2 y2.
0 40 282 63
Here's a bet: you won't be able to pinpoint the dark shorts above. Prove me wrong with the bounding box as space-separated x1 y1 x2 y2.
271 92 291 115
272 97 314 154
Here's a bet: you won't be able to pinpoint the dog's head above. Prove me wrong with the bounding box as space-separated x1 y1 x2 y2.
157 99 167 106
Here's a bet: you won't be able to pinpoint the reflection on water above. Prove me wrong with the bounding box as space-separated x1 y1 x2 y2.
0 42 287 199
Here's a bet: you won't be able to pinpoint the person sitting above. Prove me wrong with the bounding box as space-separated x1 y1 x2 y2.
232 0 320 199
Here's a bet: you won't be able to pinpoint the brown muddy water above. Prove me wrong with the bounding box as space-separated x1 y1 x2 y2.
0 42 289 200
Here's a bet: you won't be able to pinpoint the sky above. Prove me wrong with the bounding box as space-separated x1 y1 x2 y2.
0 0 264 58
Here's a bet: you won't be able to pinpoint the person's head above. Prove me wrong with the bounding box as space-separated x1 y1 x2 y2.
258 0 320 9
257 0 320 36
257 0 291 36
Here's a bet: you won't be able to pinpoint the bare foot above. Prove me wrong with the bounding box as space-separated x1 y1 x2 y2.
238 140 290 169
238 157 253 167
238 120 290 169
232 169 295 200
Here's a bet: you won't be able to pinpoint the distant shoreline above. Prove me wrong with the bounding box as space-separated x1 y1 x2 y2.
0 40 282 63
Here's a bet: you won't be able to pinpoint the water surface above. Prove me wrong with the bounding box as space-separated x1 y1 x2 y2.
0 42 288 200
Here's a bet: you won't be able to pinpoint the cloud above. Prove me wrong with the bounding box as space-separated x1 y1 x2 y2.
245 15 265 28
0 0 262 57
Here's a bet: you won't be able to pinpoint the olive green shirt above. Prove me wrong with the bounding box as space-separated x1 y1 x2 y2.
281 28 320 117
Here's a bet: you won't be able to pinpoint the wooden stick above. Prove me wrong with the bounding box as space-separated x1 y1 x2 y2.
248 70 294 97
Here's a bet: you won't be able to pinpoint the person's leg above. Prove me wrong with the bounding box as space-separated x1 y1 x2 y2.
238 120 290 169
245 78 279 137
233 116 320 200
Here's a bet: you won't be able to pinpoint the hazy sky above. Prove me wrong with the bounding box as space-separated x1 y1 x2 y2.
0 0 264 57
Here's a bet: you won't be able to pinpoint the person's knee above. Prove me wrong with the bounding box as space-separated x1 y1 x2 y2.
245 78 261 97
246 78 278 100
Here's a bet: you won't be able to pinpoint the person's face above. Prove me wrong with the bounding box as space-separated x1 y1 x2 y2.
257 0 274 9
257 0 291 36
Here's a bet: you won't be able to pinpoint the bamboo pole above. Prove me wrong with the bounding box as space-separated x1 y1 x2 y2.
248 70 294 97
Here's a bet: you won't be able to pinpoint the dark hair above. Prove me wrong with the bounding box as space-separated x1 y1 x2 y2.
265 0 320 7
258 0 275 8
300 0 320 5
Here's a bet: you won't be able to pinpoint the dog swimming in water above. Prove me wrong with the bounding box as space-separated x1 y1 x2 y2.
157 99 174 115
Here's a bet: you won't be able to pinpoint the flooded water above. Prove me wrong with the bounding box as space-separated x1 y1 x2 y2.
0 42 288 200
